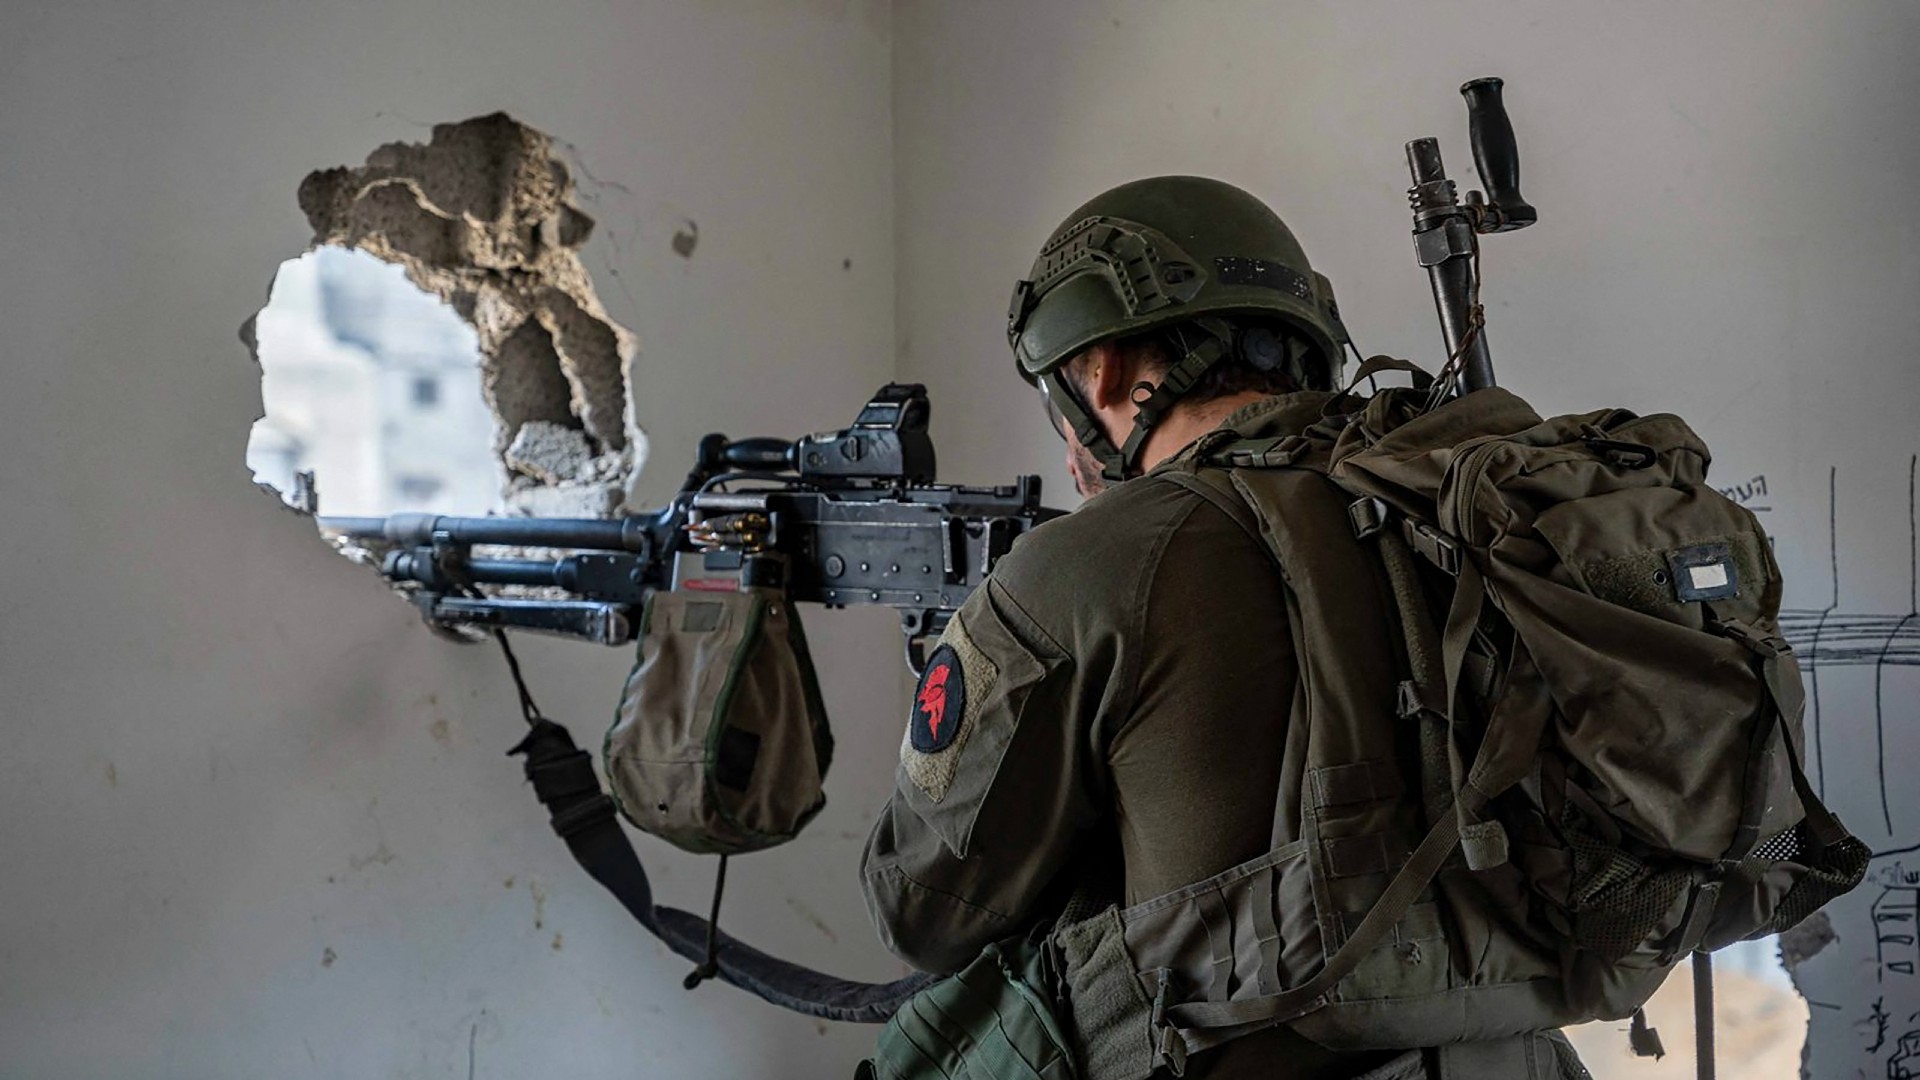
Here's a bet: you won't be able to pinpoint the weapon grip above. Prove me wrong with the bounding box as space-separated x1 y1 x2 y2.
1460 77 1536 230
720 437 796 472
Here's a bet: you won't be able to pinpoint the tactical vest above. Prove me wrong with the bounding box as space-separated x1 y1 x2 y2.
1047 374 1866 1079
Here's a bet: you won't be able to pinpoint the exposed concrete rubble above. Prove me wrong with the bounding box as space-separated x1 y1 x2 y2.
505 418 632 516
1777 910 1836 973
295 113 640 517
505 421 599 486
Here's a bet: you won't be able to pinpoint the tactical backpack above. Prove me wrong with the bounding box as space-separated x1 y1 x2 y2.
1046 371 1867 1079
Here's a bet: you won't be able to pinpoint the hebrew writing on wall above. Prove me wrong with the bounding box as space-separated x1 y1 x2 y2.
1726 456 1920 1078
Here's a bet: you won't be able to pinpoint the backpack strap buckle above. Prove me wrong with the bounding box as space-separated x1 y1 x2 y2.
1347 497 1391 540
1401 519 1462 575
1712 617 1787 657
1657 877 1725 965
1396 679 1437 720
1579 424 1658 470
1147 967 1191 1077
1212 435 1308 469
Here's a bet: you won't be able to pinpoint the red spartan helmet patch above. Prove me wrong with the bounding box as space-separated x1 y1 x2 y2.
910 644 966 753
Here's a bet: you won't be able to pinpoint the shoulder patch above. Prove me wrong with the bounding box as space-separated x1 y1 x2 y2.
901 619 997 803
910 644 966 753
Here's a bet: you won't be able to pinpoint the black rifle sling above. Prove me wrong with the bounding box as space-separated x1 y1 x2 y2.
496 637 935 1025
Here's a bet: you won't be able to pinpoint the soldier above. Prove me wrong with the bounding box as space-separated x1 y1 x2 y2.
860 176 1584 1080
861 175 1377 1078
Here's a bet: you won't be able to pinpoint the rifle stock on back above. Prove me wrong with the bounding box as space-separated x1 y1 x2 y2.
1405 76 1538 395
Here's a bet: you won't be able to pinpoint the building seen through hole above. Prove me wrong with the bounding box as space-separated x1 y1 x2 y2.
247 245 502 518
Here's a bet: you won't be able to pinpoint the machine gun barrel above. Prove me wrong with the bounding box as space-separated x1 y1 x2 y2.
322 512 658 553
377 551 657 598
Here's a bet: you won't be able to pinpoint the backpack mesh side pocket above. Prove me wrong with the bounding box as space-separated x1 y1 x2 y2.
1559 805 1691 962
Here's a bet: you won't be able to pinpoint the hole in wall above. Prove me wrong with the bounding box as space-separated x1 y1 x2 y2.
243 112 643 549
247 246 502 517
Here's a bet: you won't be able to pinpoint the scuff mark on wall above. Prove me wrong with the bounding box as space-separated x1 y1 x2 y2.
784 895 839 944
347 842 396 871
670 219 698 259
287 113 644 517
528 878 547 930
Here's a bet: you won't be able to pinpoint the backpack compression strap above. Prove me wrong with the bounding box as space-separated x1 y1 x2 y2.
1159 809 1464 1061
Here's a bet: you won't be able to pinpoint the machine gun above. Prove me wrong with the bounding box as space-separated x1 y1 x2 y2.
321 383 1063 672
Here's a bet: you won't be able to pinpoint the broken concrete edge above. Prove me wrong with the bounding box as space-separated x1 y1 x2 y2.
1777 910 1836 973
239 271 347 523
293 112 642 499
240 112 652 616
1778 910 1835 1078
541 135 653 505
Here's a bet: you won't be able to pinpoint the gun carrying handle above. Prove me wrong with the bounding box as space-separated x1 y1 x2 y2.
687 434 797 489
1460 77 1536 231
722 437 797 472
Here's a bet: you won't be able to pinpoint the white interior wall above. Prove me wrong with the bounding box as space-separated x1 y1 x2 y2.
0 3 904 1078
892 3 1920 1078
9 2 1920 1077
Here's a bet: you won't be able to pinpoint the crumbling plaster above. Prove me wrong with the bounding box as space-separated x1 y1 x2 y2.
0 3 897 1078
286 113 639 517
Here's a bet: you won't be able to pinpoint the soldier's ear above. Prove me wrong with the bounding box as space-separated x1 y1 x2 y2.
1078 342 1134 412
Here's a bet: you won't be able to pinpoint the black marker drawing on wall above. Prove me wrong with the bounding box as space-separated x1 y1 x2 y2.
1761 456 1920 837
1718 456 1920 1078
1875 862 1920 983
1890 1024 1920 1079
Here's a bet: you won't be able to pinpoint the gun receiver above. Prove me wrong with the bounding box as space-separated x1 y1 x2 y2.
1406 76 1538 394
320 384 1062 672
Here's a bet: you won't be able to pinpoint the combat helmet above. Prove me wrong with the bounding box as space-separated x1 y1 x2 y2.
1007 175 1351 480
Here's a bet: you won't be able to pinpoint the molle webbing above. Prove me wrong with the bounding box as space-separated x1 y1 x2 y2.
1054 382 1864 1079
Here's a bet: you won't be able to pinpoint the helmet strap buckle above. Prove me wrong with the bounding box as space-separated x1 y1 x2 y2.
1043 371 1131 482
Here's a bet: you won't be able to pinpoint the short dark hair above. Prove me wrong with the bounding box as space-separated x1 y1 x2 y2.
1071 321 1310 404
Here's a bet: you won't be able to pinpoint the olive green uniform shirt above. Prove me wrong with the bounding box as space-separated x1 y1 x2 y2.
861 397 1395 1079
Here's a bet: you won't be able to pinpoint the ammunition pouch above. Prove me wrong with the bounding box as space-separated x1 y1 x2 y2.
604 585 833 855
857 933 1076 1080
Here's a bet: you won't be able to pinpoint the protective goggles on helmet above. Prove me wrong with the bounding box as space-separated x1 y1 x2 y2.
1037 377 1071 442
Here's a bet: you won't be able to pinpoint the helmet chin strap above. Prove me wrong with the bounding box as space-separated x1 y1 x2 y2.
1041 370 1126 480
1044 319 1235 482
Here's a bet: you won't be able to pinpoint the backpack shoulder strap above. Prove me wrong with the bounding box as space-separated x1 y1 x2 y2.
1154 467 1267 552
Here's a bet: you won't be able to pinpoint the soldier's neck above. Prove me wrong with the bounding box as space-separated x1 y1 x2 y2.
1133 390 1272 473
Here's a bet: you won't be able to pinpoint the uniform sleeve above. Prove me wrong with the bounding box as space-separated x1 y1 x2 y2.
859 576 1100 973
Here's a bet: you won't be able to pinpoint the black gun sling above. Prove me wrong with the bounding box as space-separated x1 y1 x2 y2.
496 635 935 1025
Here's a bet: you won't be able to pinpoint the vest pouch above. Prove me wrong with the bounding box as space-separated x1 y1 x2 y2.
605 587 832 855
858 935 1077 1080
